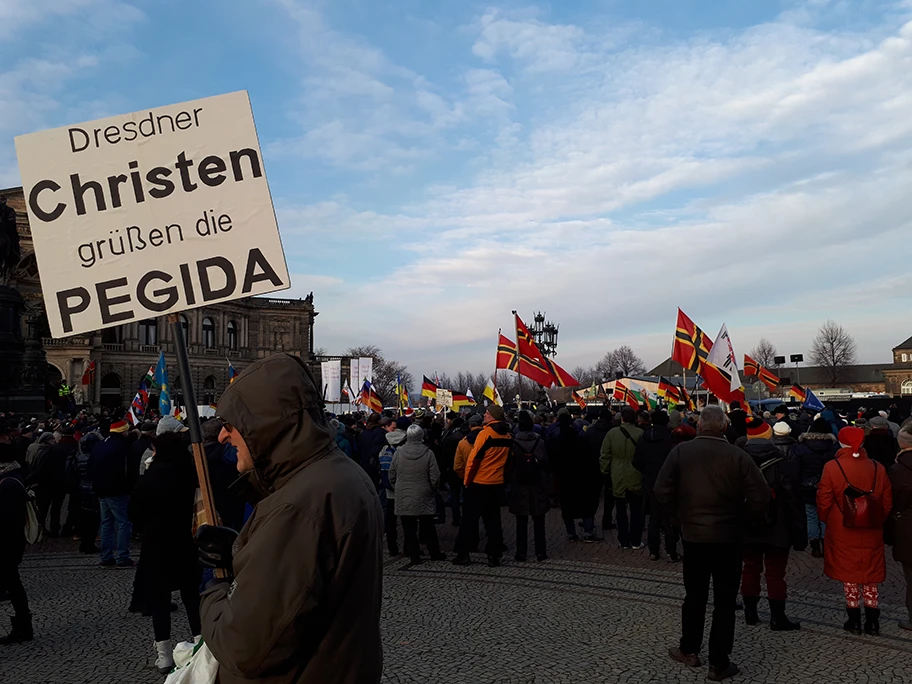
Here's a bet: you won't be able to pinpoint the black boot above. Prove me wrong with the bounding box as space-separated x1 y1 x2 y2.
769 599 800 631
844 607 863 634
0 613 34 644
863 606 880 635
809 539 822 558
743 596 760 626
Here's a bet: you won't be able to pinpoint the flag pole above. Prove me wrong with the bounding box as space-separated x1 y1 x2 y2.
512 311 523 409
168 313 224 579
493 328 501 396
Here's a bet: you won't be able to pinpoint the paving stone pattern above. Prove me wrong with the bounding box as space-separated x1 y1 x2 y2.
2 506 909 683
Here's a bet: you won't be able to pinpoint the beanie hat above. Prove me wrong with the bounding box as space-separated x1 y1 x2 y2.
898 427 912 450
746 417 772 440
772 422 792 436
109 419 129 434
156 416 188 436
468 414 483 427
838 426 865 458
810 417 832 434
406 424 424 442
395 416 412 431
486 405 505 422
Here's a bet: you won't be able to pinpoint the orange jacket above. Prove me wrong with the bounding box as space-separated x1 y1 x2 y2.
464 422 512 486
454 427 483 481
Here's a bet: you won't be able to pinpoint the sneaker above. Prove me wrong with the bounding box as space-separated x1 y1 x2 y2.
899 619 912 630
154 639 174 674
668 647 701 668
631 543 645 550
708 663 739 681
99 559 116 568
618 544 632 550
582 534 603 543
567 534 580 542
116 559 135 568
649 554 661 561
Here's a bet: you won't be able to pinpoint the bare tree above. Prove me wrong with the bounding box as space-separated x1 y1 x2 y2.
750 338 778 369
345 345 413 402
597 346 646 378
810 320 858 386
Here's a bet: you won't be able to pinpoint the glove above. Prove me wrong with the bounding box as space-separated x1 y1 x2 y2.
195 524 239 571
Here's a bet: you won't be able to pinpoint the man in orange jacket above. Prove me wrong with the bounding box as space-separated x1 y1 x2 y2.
453 405 512 567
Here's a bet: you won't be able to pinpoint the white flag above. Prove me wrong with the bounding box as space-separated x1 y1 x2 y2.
706 324 742 393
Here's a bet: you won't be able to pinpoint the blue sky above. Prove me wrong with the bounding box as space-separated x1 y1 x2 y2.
3 0 912 378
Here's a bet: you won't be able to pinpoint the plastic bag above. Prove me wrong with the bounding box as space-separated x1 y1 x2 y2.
163 639 218 684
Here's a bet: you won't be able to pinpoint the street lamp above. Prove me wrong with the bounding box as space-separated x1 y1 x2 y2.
530 312 560 358
790 354 803 386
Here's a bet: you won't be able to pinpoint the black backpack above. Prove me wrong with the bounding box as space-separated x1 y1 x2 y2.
513 436 542 485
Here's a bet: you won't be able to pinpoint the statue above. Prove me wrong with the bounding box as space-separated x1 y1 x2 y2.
0 196 21 285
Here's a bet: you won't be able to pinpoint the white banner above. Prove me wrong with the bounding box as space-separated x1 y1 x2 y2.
320 361 330 400
350 359 360 392
15 91 289 338
325 359 341 402
358 357 373 385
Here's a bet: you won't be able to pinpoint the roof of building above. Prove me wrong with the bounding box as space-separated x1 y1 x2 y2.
649 357 887 388
893 335 912 352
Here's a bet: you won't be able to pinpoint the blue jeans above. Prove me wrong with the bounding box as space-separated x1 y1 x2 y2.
99 495 132 563
564 517 594 536
806 503 825 540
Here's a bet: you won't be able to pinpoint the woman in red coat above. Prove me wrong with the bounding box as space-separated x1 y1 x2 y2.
817 426 893 635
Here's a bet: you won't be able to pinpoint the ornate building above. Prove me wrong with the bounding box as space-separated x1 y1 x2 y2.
1 186 316 412
883 335 912 397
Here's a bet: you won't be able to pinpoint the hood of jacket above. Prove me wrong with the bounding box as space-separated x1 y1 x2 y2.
394 439 431 461
514 430 542 450
36 432 55 446
386 429 407 447
642 425 671 444
488 421 510 436
218 354 336 503
743 438 782 464
798 432 837 448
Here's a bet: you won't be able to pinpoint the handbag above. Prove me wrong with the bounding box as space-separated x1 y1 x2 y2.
164 639 218 684
835 459 886 530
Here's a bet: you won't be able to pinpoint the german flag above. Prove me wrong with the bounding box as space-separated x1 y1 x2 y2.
672 308 713 374
571 390 587 409
677 383 695 411
613 381 640 410
789 384 807 402
496 335 519 372
658 376 681 403
543 357 580 388
361 381 384 413
421 376 438 399
452 392 476 409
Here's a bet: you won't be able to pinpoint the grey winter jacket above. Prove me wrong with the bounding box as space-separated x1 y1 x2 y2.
389 440 440 517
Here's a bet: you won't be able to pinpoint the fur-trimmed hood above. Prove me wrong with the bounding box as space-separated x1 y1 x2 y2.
798 432 837 443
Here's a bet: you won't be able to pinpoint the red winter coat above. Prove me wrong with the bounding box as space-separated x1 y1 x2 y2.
817 448 893 584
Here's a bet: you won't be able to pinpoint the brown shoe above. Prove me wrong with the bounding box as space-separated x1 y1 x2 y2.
708 662 740 681
668 647 702 668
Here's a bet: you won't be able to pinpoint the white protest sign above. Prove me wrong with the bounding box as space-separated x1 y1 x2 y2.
15 90 289 338
349 359 361 392
435 388 453 408
325 359 342 402
358 357 373 385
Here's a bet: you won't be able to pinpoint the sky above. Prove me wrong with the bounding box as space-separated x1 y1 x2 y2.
2 0 912 379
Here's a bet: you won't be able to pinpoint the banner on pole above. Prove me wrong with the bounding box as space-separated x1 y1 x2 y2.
358 357 373 386
15 90 289 338
349 359 360 396
325 359 341 402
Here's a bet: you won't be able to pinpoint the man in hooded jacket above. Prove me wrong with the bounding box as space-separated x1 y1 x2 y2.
196 354 383 684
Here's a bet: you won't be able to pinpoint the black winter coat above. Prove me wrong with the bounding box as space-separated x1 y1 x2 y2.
742 439 807 551
584 418 612 485
32 437 76 493
864 429 898 469
791 432 838 505
633 425 673 494
549 422 600 519
205 441 245 532
88 434 132 497
0 459 27 565
507 431 550 517
357 426 387 486
128 433 200 603
771 435 797 459
438 426 467 483
889 449 912 564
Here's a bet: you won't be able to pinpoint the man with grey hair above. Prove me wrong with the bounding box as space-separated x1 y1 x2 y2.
655 405 770 682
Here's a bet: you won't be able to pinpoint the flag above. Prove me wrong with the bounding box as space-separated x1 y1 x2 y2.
677 383 695 411
342 380 359 405
571 390 587 409
701 324 744 403
81 360 96 385
803 387 825 412
514 313 558 386
227 358 238 384
638 389 655 411
672 308 713 374
421 376 439 399
361 381 383 414
452 392 476 409
154 351 172 416
127 365 155 425
543 357 580 388
613 381 640 410
743 354 780 392
789 384 807 402
466 388 475 402
496 335 520 371
658 377 681 404
483 377 503 406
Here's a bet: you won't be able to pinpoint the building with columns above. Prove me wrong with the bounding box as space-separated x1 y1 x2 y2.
1 186 317 412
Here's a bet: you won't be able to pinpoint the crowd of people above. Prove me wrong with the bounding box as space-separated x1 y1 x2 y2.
1 367 911 682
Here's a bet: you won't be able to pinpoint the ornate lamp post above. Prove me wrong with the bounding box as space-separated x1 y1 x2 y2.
530 312 560 358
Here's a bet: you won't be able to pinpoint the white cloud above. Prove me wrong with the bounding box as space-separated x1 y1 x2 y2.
472 8 584 72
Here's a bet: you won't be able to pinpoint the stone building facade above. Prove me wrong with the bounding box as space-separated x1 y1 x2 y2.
1 186 316 411
883 335 912 397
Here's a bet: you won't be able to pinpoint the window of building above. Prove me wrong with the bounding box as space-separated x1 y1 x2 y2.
903 380 912 395
202 317 215 349
203 375 216 405
179 315 190 343
101 326 122 344
227 320 237 351
139 319 157 346
903 353 908 363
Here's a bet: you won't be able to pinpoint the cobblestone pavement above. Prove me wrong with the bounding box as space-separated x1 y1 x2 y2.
3 506 910 683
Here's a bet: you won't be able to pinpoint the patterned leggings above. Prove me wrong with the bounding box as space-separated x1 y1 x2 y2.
843 583 878 608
